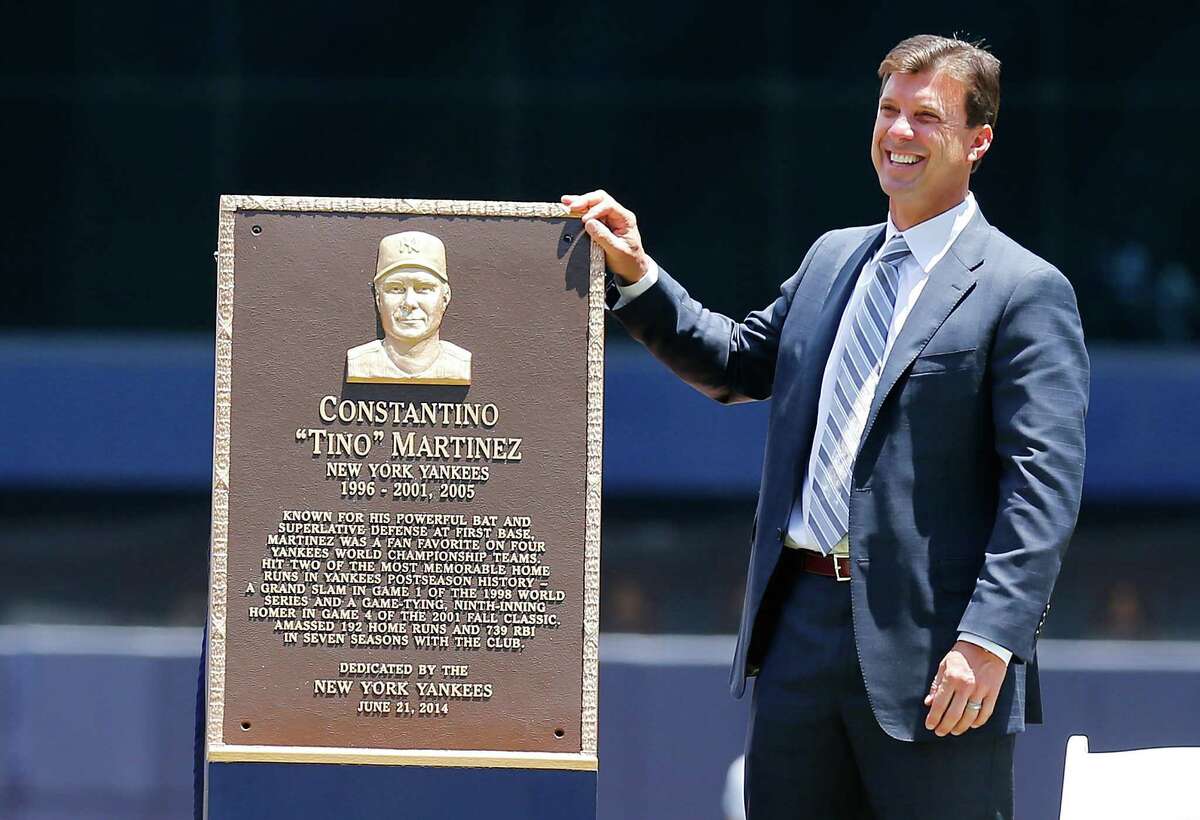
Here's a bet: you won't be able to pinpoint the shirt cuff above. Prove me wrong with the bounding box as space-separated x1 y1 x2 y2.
958 632 1013 665
611 261 659 309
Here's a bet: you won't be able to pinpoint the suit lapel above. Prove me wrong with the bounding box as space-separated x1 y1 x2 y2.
772 227 885 495
796 226 886 386
861 211 990 444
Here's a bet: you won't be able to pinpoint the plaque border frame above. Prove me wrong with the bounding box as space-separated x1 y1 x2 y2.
207 195 604 771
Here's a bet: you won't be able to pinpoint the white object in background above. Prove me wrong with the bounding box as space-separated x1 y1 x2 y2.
1060 734 1200 819
722 754 746 820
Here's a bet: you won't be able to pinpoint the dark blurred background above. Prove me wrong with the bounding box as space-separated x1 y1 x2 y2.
2 3 1198 816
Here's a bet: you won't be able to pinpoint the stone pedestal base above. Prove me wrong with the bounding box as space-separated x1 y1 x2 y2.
206 762 597 819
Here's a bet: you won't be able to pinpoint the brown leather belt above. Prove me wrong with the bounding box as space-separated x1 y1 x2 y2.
797 550 852 581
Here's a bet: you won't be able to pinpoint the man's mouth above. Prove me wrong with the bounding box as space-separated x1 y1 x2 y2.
887 151 923 166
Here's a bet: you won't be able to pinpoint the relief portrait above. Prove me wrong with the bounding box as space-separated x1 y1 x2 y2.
346 230 472 385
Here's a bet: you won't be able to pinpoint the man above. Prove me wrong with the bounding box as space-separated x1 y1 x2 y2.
346 230 471 385
564 34 1088 819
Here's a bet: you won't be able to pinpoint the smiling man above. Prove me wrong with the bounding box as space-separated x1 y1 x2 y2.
565 34 1088 818
346 230 471 385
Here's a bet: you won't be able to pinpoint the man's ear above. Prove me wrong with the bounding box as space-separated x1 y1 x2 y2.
968 123 993 164
443 285 452 306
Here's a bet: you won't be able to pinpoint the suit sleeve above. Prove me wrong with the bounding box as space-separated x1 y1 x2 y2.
957 266 1089 662
610 232 832 404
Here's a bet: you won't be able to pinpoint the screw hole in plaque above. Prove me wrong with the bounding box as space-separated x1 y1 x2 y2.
554 728 565 739
240 721 252 731
251 225 262 235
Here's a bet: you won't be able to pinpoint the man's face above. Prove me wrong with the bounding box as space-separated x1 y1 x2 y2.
376 267 450 344
870 69 991 217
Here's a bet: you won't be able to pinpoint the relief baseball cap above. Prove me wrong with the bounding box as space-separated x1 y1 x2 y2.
375 231 448 283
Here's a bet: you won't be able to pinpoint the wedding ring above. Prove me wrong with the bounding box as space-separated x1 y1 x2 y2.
966 701 983 711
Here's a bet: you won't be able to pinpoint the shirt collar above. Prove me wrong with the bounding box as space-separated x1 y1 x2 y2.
884 192 977 273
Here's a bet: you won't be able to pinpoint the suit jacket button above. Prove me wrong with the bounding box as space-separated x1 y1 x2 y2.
775 528 784 542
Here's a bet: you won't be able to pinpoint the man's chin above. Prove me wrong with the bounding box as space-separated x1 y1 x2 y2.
385 329 434 344
877 176 924 203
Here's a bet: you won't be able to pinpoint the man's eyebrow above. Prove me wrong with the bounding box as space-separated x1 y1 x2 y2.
917 95 946 112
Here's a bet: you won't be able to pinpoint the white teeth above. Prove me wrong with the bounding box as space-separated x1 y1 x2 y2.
890 152 921 165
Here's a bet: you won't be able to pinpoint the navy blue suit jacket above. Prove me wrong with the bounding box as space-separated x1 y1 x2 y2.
611 211 1089 741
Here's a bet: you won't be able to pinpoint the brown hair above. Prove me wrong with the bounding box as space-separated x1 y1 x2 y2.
878 34 1001 171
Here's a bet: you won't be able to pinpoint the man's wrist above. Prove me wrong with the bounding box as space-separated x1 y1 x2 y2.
612 260 659 309
958 632 1012 665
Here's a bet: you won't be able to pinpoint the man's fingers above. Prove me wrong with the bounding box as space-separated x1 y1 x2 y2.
970 693 996 729
563 191 634 232
924 678 953 730
580 202 618 226
923 660 945 709
935 689 970 737
585 218 622 252
561 190 608 214
585 219 646 284
950 691 982 735
561 191 596 211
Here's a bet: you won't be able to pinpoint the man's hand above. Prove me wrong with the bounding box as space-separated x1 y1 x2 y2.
923 640 1008 737
561 190 653 285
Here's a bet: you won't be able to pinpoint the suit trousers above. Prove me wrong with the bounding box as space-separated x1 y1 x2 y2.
745 549 1014 820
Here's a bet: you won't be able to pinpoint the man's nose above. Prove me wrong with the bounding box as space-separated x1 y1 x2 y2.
888 114 913 140
401 287 419 307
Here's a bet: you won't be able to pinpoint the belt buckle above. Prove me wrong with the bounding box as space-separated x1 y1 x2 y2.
833 555 850 582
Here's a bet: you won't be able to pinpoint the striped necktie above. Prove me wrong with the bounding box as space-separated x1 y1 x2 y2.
807 233 910 555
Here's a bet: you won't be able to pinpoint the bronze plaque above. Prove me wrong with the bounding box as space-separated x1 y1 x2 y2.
206 197 603 770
